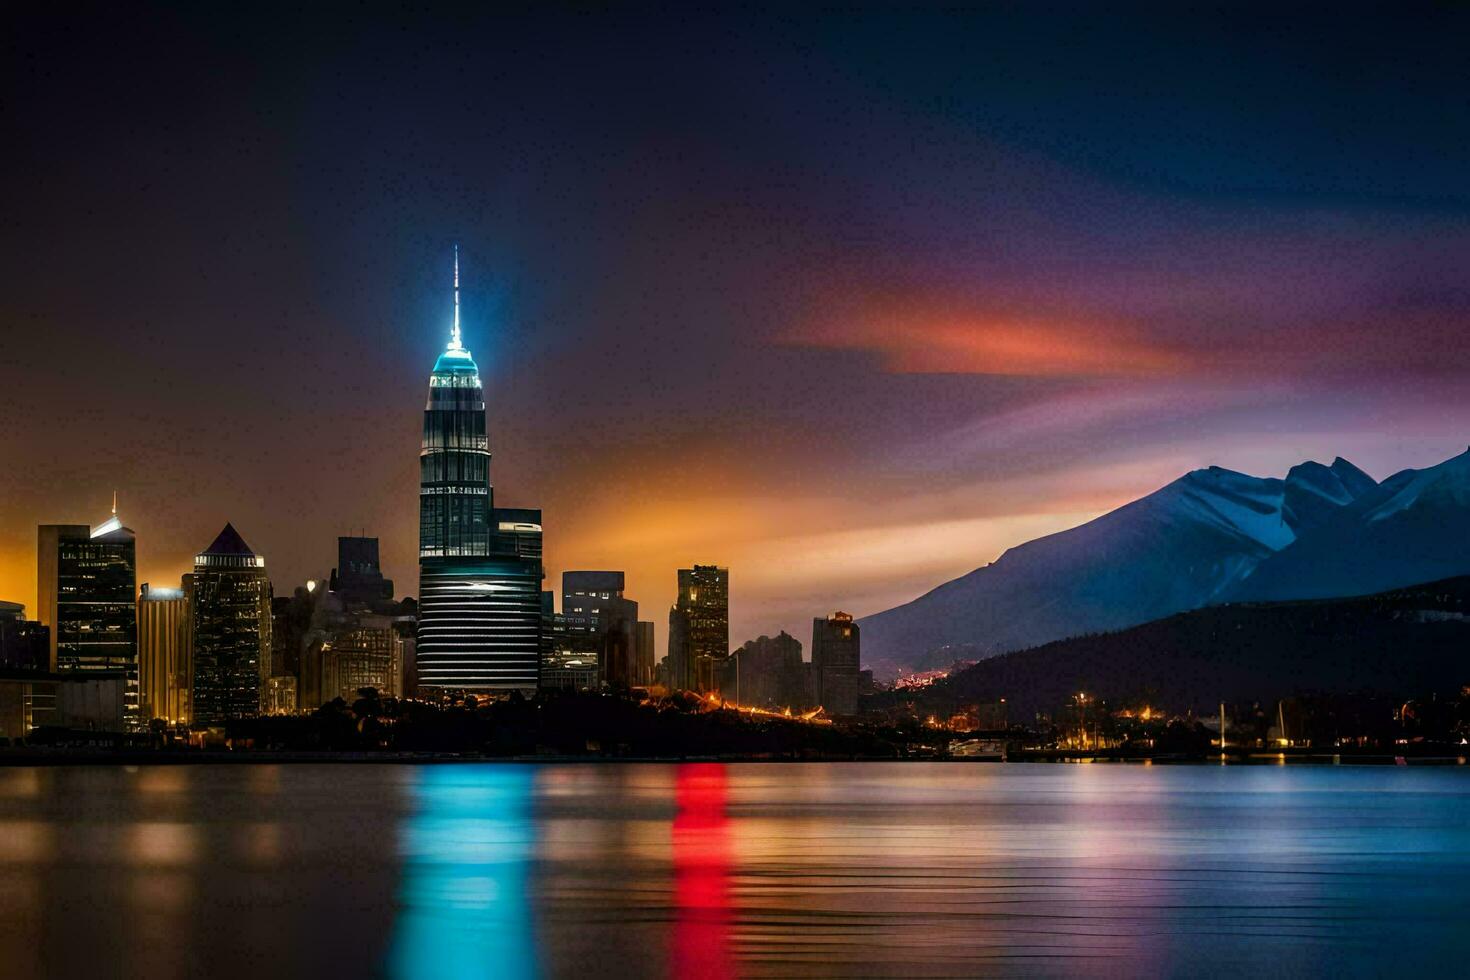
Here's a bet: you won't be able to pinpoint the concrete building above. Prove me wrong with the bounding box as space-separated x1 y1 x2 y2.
320 613 402 701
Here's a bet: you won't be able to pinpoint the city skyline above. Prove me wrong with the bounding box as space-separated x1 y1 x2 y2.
5 6 1470 657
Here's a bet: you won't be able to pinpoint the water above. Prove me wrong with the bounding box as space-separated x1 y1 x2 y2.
0 762 1466 978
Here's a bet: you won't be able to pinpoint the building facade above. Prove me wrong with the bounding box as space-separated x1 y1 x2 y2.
190 524 272 724
416 250 542 694
37 507 140 725
137 582 192 726
670 565 728 693
635 620 655 688
812 611 861 715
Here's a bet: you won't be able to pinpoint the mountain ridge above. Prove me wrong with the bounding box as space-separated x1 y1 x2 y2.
860 448 1470 679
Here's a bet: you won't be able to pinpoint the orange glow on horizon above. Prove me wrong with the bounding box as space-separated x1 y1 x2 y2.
790 313 1187 377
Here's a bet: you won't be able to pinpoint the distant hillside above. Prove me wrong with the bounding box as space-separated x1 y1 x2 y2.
861 449 1470 680
923 577 1470 720
859 456 1379 678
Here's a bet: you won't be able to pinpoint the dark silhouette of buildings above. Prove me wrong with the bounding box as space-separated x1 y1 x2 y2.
729 631 805 709
0 602 48 672
190 523 272 724
812 611 861 715
416 250 542 695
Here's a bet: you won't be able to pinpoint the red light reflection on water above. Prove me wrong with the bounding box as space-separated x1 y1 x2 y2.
672 763 733 980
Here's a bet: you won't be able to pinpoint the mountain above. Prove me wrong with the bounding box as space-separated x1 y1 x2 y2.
859 457 1378 678
1229 448 1470 603
921 576 1470 719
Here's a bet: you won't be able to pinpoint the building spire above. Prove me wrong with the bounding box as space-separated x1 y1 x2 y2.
448 244 463 351
111 489 117 515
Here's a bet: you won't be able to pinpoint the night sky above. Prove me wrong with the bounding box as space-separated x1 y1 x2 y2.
3 4 1469 655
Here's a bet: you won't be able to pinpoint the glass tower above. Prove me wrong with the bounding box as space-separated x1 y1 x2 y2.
37 506 140 727
417 249 541 693
190 523 272 723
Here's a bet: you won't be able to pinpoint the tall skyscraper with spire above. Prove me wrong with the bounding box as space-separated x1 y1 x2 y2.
416 247 542 694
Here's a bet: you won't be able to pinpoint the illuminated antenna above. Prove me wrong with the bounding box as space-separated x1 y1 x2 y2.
448 244 463 351
111 490 117 515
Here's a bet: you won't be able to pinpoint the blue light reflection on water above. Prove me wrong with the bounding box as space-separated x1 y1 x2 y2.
388 765 539 980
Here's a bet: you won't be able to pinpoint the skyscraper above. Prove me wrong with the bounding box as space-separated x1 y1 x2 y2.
416 248 542 694
812 611 861 715
329 536 394 606
137 582 192 726
670 565 729 693
190 523 272 723
37 501 139 724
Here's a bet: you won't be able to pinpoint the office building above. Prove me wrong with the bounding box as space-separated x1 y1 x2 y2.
669 565 728 693
812 611 861 715
559 571 647 688
540 611 602 690
37 503 140 725
320 613 403 701
190 523 272 724
416 249 541 694
137 583 192 726
329 536 394 606
263 675 298 715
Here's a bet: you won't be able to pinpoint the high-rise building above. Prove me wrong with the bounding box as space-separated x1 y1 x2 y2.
137 583 192 726
666 606 691 691
329 536 394 606
812 611 861 715
416 249 542 695
635 620 655 688
190 524 272 724
671 565 728 693
37 503 140 724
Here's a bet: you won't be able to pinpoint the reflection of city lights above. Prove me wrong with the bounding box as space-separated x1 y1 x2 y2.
0 820 53 864
388 766 537 980
673 764 733 980
129 822 198 866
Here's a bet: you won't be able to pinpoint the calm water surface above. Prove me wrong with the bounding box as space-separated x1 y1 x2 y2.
0 762 1466 978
